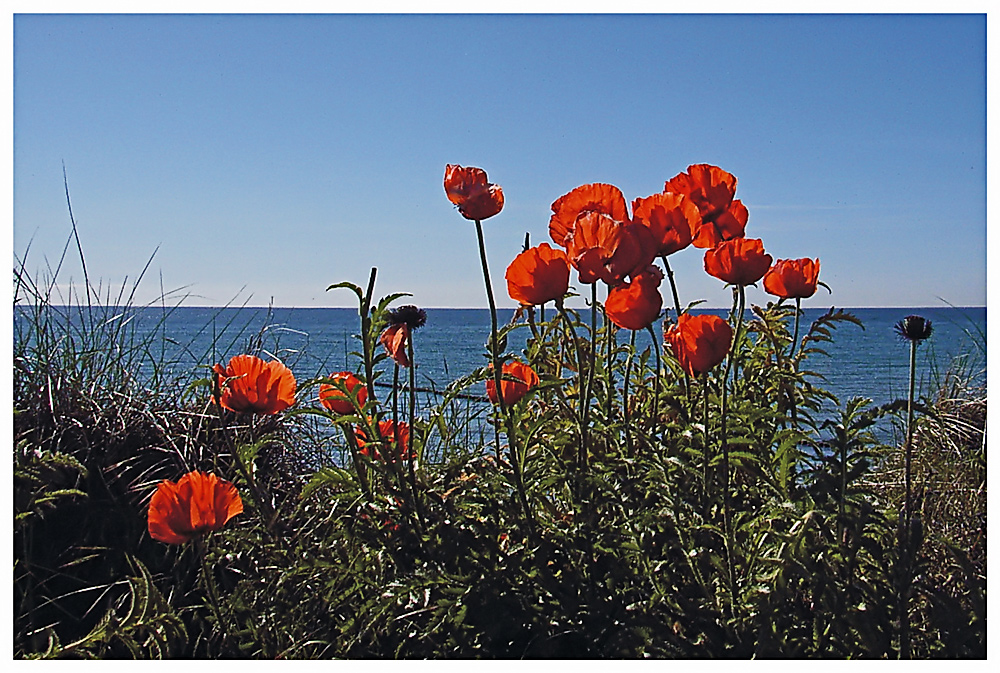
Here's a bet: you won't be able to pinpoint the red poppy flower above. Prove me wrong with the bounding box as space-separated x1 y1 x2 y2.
549 183 629 248
148 471 243 545
664 164 748 248
486 360 539 406
444 164 504 221
605 265 664 331
691 199 748 249
319 371 368 415
566 213 655 286
664 164 737 224
763 258 821 299
212 354 296 415
665 313 734 377
630 192 698 257
505 243 571 307
380 323 411 367
356 420 413 462
704 238 773 286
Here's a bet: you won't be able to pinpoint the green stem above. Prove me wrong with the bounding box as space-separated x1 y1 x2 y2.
360 267 379 415
407 338 425 531
342 424 372 503
702 372 711 505
605 288 615 421
720 370 736 617
580 283 599 469
789 297 802 428
647 325 662 437
196 537 229 642
905 339 916 527
475 219 532 530
661 254 683 320
662 254 691 403
719 287 745 619
623 329 637 453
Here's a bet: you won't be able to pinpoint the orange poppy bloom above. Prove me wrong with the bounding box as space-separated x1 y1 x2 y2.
148 471 243 545
356 420 413 462
665 313 734 377
664 164 748 249
380 323 411 368
486 360 539 406
664 164 737 225
548 183 629 248
763 258 821 299
691 199 748 249
505 243 571 307
605 265 664 331
319 371 368 415
704 238 773 287
630 192 698 257
444 164 504 221
212 354 296 415
566 213 654 286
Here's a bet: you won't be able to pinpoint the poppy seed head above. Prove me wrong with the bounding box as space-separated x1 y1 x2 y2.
894 315 933 343
386 305 427 330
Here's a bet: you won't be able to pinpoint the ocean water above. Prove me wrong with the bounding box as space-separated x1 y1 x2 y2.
15 304 986 440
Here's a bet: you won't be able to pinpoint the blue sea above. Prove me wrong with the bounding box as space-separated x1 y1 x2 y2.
16 305 986 442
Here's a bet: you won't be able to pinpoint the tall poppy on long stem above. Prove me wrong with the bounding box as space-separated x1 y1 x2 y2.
762 257 823 429
605 265 665 420
444 164 533 533
444 164 504 221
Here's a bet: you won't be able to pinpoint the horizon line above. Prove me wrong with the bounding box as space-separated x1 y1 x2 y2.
27 303 988 311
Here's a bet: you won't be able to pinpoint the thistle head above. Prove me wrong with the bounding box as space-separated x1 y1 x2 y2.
385 305 427 331
894 314 933 344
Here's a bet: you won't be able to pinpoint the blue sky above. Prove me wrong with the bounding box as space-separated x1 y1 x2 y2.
12 12 988 309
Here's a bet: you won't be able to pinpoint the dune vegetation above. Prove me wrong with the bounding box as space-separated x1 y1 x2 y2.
13 165 985 658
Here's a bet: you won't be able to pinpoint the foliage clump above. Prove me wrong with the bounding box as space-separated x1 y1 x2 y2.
13 167 985 659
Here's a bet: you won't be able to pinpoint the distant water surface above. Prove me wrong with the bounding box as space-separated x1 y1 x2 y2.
16 305 985 441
